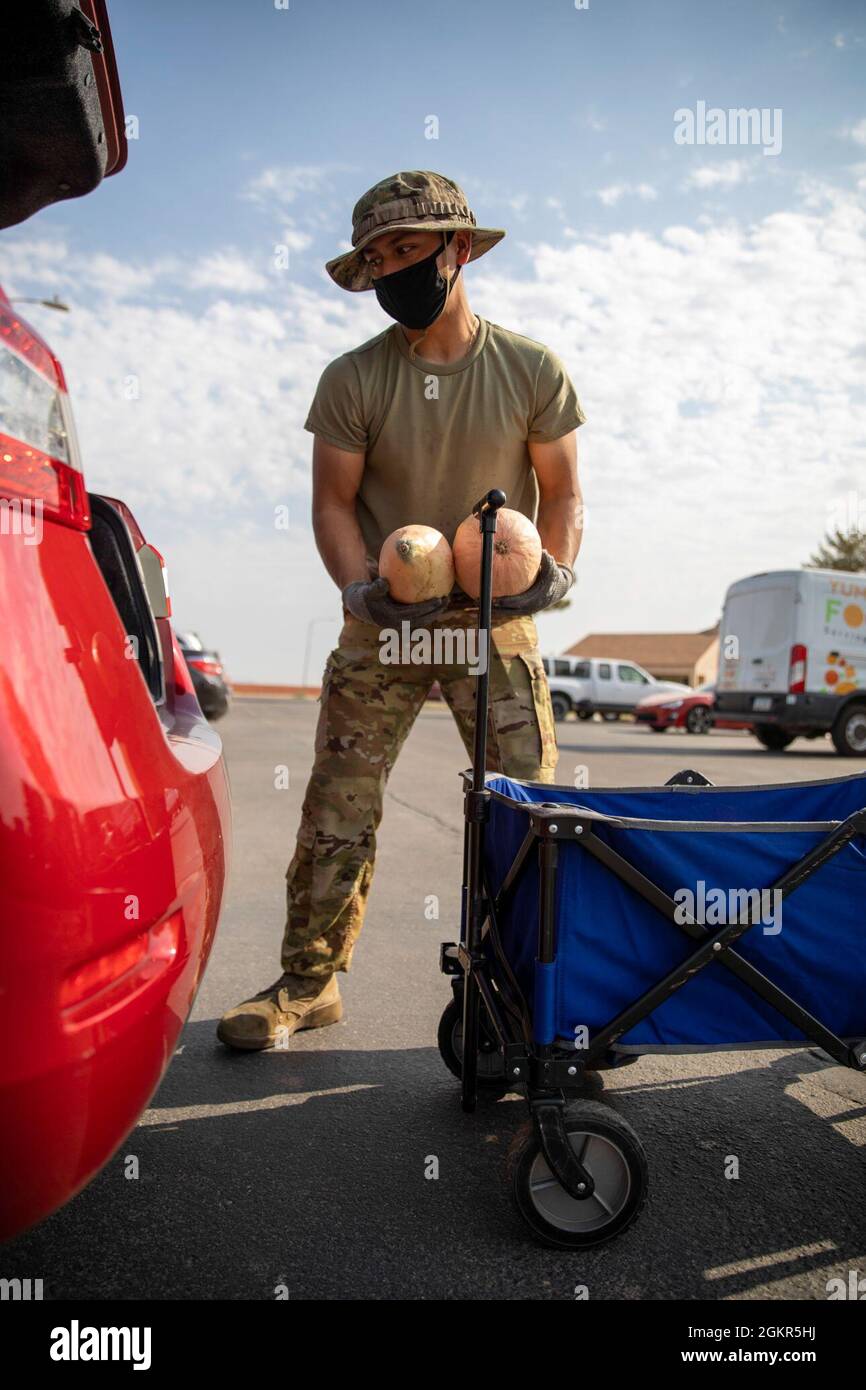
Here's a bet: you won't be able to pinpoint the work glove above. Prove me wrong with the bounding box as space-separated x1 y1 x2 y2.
342 577 448 628
492 551 575 615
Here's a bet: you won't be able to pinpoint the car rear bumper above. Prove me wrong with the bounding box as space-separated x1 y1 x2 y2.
712 691 841 729
0 751 229 1240
0 913 206 1239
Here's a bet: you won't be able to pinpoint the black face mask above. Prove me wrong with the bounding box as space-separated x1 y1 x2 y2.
372 234 460 329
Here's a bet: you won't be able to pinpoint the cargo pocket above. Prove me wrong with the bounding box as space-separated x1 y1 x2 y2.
517 650 559 775
313 649 346 754
489 647 559 780
313 664 333 755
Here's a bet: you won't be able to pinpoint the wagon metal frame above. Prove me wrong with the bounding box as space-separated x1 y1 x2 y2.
438 489 866 1247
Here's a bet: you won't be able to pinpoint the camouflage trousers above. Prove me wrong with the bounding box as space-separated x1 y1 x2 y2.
281 606 558 979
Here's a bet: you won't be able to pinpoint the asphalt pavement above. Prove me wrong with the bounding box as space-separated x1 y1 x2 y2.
5 703 865 1300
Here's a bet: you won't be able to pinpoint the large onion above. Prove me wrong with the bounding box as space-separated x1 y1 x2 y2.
452 508 542 599
379 524 455 603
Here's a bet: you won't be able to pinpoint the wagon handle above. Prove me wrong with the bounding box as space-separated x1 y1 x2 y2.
461 487 506 1114
472 487 506 520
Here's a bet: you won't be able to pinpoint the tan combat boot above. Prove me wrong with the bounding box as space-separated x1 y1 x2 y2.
216 973 343 1051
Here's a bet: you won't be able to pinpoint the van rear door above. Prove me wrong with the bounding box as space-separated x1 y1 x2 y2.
718 574 797 694
802 570 866 695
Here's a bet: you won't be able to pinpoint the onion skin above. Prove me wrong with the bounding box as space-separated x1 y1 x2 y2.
378 524 455 603
452 508 542 599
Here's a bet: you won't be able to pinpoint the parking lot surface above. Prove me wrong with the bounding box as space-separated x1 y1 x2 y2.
5 704 865 1300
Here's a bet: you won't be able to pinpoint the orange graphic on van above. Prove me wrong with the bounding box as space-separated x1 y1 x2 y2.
826 597 865 627
823 651 858 694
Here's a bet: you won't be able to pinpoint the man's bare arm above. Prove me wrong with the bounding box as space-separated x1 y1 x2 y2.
312 436 449 624
528 429 583 568
311 436 369 591
493 430 581 614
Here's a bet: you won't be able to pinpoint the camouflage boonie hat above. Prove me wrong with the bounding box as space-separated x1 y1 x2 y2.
326 170 506 292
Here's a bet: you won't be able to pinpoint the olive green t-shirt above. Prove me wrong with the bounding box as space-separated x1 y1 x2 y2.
303 316 585 563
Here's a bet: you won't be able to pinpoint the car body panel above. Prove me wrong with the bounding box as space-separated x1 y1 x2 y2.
0 296 231 1239
635 686 750 731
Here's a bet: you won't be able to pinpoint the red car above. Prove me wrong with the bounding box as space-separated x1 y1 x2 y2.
635 685 751 734
0 4 231 1241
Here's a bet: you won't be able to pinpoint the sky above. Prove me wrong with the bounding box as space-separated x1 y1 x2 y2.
3 0 865 682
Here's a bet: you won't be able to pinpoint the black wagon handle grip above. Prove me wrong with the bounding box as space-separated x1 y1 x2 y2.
472 488 506 519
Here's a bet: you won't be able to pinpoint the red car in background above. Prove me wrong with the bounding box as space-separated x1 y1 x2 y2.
635 684 752 735
0 2 231 1241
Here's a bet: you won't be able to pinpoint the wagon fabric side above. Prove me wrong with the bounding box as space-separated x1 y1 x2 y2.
484 772 866 1053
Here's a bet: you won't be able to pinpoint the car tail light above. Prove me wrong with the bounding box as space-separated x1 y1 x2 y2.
788 643 808 694
60 910 183 1023
188 657 223 678
0 294 89 530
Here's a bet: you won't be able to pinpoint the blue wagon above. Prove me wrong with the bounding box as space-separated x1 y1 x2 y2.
438 490 866 1248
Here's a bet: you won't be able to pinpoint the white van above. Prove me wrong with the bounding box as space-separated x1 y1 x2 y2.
714 568 866 756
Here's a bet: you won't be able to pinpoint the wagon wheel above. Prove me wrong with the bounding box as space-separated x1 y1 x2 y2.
437 999 606 1097
507 1100 649 1248
437 996 508 1092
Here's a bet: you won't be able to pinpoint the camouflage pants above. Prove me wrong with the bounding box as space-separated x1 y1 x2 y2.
281 606 558 979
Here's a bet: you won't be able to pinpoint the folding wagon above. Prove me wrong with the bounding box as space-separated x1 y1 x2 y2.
438 490 866 1248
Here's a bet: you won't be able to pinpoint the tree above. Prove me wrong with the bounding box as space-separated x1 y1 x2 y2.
806 527 866 572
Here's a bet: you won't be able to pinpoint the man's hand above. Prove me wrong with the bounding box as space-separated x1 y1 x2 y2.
342 577 447 627
493 550 575 615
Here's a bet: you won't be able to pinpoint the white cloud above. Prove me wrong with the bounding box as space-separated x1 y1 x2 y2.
596 182 658 206
242 164 344 206
685 160 752 190
834 33 846 49
844 118 866 146
470 186 866 656
280 225 313 253
0 239 178 300
5 178 865 679
189 251 268 293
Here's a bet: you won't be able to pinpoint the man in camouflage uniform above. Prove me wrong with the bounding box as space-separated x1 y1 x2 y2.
218 171 585 1050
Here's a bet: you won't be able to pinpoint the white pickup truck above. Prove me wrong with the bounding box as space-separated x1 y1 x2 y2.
541 655 691 722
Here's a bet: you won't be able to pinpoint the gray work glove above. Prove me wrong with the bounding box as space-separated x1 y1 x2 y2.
342 577 448 627
492 551 575 615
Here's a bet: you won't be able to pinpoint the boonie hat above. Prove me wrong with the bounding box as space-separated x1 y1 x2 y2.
326 170 506 292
